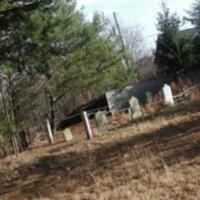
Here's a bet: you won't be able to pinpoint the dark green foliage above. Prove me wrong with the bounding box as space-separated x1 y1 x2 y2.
0 0 133 154
156 3 180 35
186 0 200 71
155 2 195 75
155 3 180 75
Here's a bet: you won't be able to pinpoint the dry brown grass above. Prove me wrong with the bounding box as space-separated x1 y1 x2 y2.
1 102 200 200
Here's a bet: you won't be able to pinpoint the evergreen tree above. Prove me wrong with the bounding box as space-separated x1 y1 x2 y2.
0 0 133 154
186 0 200 69
155 2 193 75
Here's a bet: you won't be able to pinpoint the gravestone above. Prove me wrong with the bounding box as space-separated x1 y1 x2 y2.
162 84 174 106
146 92 153 104
129 96 142 120
63 128 73 141
182 86 190 98
95 111 108 131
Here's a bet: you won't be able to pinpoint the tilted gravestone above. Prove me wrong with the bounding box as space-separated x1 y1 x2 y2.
63 128 73 141
95 111 109 131
129 96 142 120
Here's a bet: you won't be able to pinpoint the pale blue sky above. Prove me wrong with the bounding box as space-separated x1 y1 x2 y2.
77 0 194 49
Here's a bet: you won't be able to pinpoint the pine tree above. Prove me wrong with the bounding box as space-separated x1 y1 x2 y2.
155 3 181 75
0 0 133 154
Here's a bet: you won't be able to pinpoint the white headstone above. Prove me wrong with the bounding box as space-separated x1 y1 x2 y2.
63 128 73 141
146 92 153 104
162 84 174 106
129 96 142 120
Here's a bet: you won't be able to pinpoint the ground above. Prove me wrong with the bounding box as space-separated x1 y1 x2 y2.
0 102 200 200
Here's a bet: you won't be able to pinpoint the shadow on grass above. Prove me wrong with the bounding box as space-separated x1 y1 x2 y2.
116 101 200 130
1 110 200 199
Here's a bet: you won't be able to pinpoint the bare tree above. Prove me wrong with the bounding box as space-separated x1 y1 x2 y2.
108 14 156 81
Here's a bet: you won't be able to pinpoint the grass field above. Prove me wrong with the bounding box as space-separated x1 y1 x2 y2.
0 102 200 200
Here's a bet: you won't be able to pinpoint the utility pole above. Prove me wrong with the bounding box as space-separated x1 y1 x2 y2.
113 12 130 68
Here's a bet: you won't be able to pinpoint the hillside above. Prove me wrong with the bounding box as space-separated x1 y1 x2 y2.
0 102 200 200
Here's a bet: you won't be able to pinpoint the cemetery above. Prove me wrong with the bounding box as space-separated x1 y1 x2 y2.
1 1 200 199
1 79 200 200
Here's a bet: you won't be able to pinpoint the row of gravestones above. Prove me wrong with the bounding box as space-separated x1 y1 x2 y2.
94 97 142 132
49 84 174 143
95 83 175 131
61 100 144 142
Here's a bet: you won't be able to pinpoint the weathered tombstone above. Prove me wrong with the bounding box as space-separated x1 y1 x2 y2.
146 92 153 104
63 128 73 141
162 84 174 106
182 86 189 98
95 111 109 131
129 96 142 120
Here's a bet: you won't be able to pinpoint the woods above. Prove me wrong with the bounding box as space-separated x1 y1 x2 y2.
0 0 133 155
1 1 200 200
1 0 200 156
155 1 200 76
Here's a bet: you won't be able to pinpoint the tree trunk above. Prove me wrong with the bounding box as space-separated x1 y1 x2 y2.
0 79 20 155
10 135 19 155
19 129 29 150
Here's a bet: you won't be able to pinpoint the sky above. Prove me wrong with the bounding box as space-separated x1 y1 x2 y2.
76 0 194 49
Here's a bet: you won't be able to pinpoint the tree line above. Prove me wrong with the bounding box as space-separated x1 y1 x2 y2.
1 0 199 156
155 0 200 76
0 0 133 155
